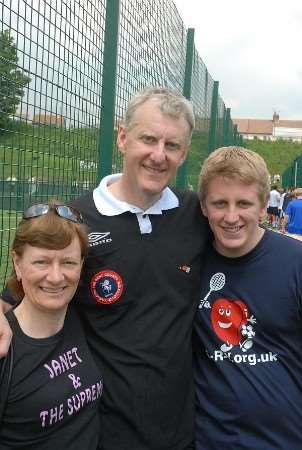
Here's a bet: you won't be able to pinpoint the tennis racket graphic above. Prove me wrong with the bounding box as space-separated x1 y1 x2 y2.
199 272 226 309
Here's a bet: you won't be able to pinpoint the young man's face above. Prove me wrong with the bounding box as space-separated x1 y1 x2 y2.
201 176 267 258
117 99 190 206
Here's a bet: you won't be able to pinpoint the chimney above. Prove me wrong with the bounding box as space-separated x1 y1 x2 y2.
273 112 279 123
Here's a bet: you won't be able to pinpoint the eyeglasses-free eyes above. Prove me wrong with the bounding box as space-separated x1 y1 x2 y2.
23 204 83 224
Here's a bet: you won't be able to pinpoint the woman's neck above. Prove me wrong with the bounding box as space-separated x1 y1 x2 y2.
14 299 67 338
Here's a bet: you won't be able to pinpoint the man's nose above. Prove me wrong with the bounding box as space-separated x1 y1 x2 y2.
150 142 166 163
224 207 239 223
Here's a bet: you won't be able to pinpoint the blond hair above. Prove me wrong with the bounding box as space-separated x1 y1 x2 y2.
198 146 270 205
294 187 302 197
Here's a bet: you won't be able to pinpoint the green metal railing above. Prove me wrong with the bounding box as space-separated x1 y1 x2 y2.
0 0 241 289
282 157 302 188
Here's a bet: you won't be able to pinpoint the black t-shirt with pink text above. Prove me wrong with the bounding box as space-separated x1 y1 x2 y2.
0 307 102 449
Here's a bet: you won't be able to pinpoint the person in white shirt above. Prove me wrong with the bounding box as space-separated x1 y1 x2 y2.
267 185 281 228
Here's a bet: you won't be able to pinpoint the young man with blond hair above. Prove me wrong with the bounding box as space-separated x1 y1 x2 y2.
194 146 302 449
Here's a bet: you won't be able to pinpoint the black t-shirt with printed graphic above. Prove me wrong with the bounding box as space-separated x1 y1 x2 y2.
0 307 102 449
194 229 302 450
71 189 210 450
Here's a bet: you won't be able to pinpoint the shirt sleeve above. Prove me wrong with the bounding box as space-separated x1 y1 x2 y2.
1 287 19 306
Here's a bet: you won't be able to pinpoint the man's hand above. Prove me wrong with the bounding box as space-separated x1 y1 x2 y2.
0 300 13 357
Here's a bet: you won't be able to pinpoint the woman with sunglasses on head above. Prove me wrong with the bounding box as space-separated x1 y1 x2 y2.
0 201 103 449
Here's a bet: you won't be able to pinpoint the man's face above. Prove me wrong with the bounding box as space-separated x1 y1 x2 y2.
117 99 190 206
201 176 267 257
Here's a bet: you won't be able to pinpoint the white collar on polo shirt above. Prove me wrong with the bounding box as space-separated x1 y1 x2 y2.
93 173 179 234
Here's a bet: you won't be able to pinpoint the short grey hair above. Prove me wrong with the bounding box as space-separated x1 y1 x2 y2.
124 87 195 141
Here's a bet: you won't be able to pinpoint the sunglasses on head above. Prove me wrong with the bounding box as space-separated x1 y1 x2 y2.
23 204 83 224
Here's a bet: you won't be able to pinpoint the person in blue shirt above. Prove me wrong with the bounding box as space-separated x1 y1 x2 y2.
282 187 302 235
194 146 302 450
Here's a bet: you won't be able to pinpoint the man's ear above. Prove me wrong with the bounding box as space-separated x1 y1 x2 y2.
117 123 127 155
259 196 269 221
177 148 189 167
259 204 267 222
200 200 208 217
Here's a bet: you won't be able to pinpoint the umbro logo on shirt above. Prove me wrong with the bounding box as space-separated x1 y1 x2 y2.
88 232 112 247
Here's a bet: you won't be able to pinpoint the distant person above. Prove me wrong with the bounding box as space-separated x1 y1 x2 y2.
282 187 295 211
195 146 302 449
279 187 292 230
28 176 37 196
282 187 302 235
278 188 285 229
6 177 17 195
0 201 102 449
267 184 280 228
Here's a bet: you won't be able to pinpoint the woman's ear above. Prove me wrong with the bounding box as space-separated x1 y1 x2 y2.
12 251 22 281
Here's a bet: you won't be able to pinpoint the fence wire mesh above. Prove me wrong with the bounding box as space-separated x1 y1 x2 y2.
1 0 106 285
0 0 240 289
282 157 302 188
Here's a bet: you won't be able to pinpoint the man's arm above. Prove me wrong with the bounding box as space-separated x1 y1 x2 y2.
0 299 13 357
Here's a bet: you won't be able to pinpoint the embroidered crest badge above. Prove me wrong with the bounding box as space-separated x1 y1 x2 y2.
90 270 124 305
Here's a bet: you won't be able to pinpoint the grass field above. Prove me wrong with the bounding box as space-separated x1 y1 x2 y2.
0 210 22 289
0 122 101 183
1 120 302 289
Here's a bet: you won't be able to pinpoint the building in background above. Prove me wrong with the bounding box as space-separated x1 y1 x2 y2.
234 113 302 142
32 113 65 127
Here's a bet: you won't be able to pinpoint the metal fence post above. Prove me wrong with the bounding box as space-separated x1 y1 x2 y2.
233 124 238 145
223 108 231 146
176 28 194 189
97 0 120 182
294 160 298 187
207 80 219 154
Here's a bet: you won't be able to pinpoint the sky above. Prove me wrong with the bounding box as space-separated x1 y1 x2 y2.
173 0 302 120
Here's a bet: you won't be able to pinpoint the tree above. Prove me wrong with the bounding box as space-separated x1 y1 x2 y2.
0 30 31 130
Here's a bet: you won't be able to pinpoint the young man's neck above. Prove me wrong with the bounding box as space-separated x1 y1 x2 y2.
214 226 265 258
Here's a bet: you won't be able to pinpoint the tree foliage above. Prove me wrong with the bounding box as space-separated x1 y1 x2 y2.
0 30 31 129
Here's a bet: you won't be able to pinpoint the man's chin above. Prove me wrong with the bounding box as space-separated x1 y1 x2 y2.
142 182 168 197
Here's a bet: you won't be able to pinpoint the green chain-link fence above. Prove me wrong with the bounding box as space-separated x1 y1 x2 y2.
282 157 302 188
0 0 241 289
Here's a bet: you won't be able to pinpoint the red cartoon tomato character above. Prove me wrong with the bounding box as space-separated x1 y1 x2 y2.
211 298 249 345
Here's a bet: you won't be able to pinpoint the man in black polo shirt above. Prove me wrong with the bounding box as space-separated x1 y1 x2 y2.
0 87 209 449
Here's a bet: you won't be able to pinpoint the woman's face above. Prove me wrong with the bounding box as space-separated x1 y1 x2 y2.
12 237 83 313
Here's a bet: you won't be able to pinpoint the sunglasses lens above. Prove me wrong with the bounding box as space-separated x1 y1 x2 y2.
23 203 83 223
56 205 83 223
23 204 49 219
